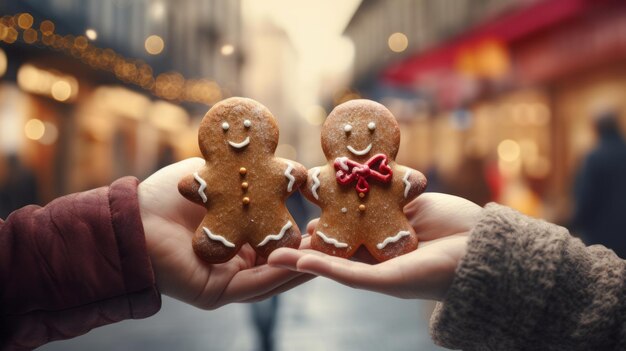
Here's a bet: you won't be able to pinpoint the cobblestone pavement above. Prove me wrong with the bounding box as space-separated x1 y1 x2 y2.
41 278 446 351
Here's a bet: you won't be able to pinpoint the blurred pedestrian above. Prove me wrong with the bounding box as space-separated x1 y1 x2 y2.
572 111 626 258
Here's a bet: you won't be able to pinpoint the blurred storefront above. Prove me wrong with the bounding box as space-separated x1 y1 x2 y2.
0 0 241 208
347 0 626 223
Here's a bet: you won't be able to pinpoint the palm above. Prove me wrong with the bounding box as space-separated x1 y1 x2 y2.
268 193 481 301
139 158 311 309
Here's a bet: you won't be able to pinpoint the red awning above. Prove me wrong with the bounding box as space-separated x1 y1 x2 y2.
381 0 611 85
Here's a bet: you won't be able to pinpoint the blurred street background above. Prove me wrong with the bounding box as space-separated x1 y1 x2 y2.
2 0 626 350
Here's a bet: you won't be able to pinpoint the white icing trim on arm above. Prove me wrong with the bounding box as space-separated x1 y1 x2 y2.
284 162 295 192
257 221 293 247
228 136 250 149
311 167 321 200
203 227 236 248
193 172 208 203
316 231 348 248
402 170 412 198
336 157 349 171
347 143 372 156
376 230 410 250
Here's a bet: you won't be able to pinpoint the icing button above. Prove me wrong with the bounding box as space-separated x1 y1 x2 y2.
358 204 366 212
239 167 247 175
341 207 347 213
358 192 365 198
242 197 250 205
241 181 249 190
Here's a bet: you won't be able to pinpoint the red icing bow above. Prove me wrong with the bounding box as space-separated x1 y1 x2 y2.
334 154 393 194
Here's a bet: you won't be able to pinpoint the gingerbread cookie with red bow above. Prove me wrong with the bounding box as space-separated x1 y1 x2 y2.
301 99 427 262
178 97 307 263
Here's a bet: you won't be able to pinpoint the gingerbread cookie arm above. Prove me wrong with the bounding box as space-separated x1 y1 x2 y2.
301 166 325 206
178 171 210 206
395 165 427 206
278 158 307 196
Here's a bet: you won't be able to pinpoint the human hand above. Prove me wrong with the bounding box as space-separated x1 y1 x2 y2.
138 157 313 309
268 193 481 301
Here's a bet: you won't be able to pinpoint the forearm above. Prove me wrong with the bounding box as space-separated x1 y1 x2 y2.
0 177 160 349
430 204 626 350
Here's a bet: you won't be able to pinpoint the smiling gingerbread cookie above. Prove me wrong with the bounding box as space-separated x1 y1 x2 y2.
301 99 427 262
178 97 307 263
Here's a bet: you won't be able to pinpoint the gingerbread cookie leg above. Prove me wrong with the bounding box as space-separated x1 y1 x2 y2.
311 224 357 258
253 217 301 258
365 226 418 262
192 218 242 264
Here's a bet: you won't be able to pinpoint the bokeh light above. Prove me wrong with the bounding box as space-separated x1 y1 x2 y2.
85 28 97 40
51 80 72 101
24 119 45 140
220 44 234 56
0 48 6 77
388 32 408 53
145 35 164 55
40 20 55 35
498 139 521 162
17 13 33 30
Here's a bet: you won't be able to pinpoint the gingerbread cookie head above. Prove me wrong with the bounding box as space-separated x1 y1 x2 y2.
198 97 279 162
302 99 427 262
321 99 400 162
179 97 307 264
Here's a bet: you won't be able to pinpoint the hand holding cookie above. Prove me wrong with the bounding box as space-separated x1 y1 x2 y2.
301 99 428 262
269 193 481 301
178 97 307 264
139 158 314 309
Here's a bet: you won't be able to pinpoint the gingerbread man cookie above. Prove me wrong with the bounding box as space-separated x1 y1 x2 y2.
301 99 427 262
178 97 307 263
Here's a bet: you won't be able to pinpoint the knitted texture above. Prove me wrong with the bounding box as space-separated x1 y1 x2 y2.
430 203 626 350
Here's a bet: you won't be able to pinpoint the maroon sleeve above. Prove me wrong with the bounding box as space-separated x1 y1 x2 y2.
0 177 161 350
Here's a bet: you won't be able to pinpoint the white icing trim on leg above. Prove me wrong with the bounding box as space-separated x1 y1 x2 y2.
376 230 411 250
193 172 208 203
402 170 412 198
202 227 236 248
316 230 348 248
284 162 295 192
311 167 321 200
257 221 293 247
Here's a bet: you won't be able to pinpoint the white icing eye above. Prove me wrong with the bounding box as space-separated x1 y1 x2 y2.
368 122 376 131
243 119 251 128
344 124 353 133
222 122 230 131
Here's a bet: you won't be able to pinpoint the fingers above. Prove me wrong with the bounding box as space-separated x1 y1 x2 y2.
306 219 319 235
404 192 481 241
213 264 308 309
213 236 314 308
240 273 316 303
268 248 403 297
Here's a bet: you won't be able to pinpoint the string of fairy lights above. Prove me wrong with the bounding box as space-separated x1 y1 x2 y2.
0 12 224 105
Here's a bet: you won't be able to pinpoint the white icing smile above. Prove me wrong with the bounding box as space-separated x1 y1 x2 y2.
228 136 250 149
347 143 372 156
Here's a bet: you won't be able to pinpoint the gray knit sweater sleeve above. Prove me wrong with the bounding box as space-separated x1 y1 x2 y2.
430 203 626 350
